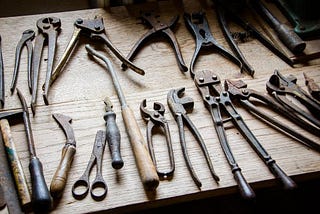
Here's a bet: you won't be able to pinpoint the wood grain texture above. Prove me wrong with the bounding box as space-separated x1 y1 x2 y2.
0 1 319 213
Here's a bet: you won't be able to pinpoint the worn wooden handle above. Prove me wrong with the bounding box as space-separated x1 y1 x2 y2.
121 106 159 191
0 119 32 211
50 144 76 198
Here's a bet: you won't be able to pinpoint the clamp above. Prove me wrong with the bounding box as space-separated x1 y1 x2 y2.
140 99 175 179
122 11 188 73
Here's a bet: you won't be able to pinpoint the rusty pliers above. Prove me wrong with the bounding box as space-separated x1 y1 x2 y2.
47 16 144 104
32 17 61 114
194 69 297 199
121 11 188 73
167 87 219 188
225 79 320 152
140 99 175 178
266 70 320 130
184 11 242 78
10 29 35 93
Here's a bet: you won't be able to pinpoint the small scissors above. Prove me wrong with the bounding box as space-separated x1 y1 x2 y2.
72 130 108 201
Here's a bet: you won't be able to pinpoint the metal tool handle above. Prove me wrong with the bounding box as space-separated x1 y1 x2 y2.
251 0 306 54
268 161 297 190
104 111 123 169
233 169 256 200
121 106 159 191
50 144 76 198
29 157 52 212
0 119 32 211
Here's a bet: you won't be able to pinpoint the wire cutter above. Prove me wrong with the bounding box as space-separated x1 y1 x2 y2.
266 70 320 130
225 78 320 152
183 11 242 78
167 87 219 188
10 29 35 93
72 130 108 201
121 11 188 73
31 17 61 114
214 0 294 76
140 99 175 179
194 69 297 199
47 16 145 105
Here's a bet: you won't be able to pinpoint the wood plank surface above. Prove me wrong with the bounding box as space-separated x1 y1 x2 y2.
0 1 319 213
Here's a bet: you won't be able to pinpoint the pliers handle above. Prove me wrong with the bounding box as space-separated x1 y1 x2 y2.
122 11 188 72
184 12 242 78
10 29 35 93
140 99 175 178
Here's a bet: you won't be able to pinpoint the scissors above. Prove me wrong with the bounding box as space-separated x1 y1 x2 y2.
72 130 108 201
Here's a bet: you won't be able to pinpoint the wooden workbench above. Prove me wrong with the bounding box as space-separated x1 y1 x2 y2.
0 1 319 213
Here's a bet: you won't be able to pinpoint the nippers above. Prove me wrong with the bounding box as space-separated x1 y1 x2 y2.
140 99 175 179
32 17 61 114
167 87 219 188
184 12 242 78
214 0 294 76
10 29 35 93
47 16 145 104
122 11 188 72
194 69 297 199
225 79 320 152
266 70 320 129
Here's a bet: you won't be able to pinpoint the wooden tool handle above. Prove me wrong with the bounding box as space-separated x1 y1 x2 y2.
50 144 76 198
0 119 32 211
121 106 159 191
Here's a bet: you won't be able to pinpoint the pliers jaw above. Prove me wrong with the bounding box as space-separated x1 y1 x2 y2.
140 99 166 125
167 87 194 117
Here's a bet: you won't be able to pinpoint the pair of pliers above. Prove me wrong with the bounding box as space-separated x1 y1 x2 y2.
122 11 188 73
266 70 320 129
214 0 294 76
167 87 220 188
140 99 174 178
10 29 35 93
225 78 320 151
194 69 297 199
184 11 242 78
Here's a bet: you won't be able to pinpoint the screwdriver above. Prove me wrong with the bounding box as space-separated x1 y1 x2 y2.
16 88 52 213
86 45 159 191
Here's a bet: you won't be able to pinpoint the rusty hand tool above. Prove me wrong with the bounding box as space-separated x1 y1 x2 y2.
304 72 320 101
103 97 123 169
72 130 108 201
225 79 320 152
50 113 76 198
167 87 219 188
0 35 4 107
86 44 159 191
0 111 32 212
194 70 297 198
47 16 145 103
250 0 306 54
266 70 320 129
121 11 188 73
10 29 35 93
31 17 61 114
0 183 7 212
183 12 242 78
214 0 294 76
140 99 175 179
16 88 52 213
